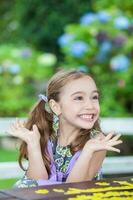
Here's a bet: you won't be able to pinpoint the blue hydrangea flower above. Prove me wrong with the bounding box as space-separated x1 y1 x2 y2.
96 41 112 62
114 16 130 29
9 64 20 74
70 41 88 58
100 41 112 53
80 13 97 25
110 55 130 71
58 33 73 47
97 11 111 23
96 52 106 63
21 48 32 59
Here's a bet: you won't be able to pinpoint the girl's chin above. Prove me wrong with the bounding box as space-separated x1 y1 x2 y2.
81 126 94 130
78 123 95 130
79 121 97 129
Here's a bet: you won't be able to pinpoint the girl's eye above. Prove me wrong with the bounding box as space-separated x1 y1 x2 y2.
93 95 99 100
74 96 83 101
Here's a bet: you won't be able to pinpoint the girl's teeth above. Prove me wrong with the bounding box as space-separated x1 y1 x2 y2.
81 115 93 119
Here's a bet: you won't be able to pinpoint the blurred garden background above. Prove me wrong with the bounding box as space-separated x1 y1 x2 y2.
0 0 133 189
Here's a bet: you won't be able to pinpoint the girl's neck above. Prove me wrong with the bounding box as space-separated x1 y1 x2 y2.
58 124 80 146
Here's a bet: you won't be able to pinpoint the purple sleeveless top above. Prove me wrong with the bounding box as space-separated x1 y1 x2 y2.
37 140 81 186
37 140 102 186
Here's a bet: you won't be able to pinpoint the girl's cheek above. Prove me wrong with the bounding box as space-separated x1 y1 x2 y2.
97 103 100 111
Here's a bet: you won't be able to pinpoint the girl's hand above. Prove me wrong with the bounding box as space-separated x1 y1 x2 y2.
84 132 122 154
9 118 40 145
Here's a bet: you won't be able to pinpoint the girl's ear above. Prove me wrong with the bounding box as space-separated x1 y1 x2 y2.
49 99 61 116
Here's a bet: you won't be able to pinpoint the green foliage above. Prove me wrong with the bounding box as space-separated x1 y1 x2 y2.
0 0 15 44
93 0 133 14
0 1 133 117
0 148 18 162
0 0 92 54
58 9 133 117
0 44 57 116
0 147 18 189
0 178 18 189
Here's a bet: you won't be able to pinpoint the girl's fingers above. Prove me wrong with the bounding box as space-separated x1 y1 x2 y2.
11 122 17 130
104 133 122 143
110 134 121 142
10 124 15 131
103 133 114 141
109 140 123 146
19 122 24 128
13 123 21 130
10 121 25 133
107 146 120 153
16 118 24 128
33 124 38 130
9 126 17 137
10 122 19 131
33 124 40 135
15 118 19 128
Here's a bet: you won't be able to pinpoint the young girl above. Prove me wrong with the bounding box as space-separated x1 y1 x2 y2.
10 69 122 188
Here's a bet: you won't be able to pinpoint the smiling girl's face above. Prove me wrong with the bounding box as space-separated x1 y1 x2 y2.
56 75 100 131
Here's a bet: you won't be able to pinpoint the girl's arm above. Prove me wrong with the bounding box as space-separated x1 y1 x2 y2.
66 133 122 183
66 147 94 182
86 150 106 180
10 120 48 180
26 134 48 180
86 133 106 180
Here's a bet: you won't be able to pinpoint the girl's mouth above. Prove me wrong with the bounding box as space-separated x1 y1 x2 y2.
79 114 95 122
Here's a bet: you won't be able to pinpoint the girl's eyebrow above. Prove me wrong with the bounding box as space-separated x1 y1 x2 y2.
71 91 84 96
93 90 99 94
71 90 99 96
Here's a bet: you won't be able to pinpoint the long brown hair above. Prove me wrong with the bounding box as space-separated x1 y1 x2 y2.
19 69 101 174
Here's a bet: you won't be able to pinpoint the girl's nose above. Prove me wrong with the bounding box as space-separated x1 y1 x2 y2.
84 99 94 109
